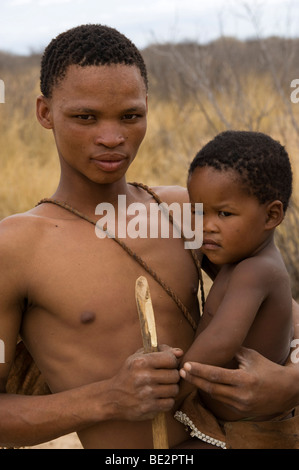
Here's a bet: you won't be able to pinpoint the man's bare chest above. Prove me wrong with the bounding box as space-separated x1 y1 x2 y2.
25 218 200 332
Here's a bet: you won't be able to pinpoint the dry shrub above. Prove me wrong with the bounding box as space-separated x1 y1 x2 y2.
0 38 298 297
276 200 299 301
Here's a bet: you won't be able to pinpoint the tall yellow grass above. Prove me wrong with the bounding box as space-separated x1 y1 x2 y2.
0 63 298 218
0 53 298 299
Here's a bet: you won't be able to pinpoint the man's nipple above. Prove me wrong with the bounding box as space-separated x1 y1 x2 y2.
80 311 96 324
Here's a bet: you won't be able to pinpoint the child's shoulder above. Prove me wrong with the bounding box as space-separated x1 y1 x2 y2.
232 246 287 286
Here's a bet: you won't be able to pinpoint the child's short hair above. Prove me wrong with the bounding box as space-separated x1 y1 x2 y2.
188 131 293 212
40 24 148 98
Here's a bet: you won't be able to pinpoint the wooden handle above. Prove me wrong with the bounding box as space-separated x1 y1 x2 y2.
135 276 169 450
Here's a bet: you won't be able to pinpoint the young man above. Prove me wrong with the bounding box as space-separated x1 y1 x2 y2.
0 24 299 450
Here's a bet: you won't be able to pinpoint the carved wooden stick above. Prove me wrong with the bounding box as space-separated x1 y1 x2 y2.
135 276 169 450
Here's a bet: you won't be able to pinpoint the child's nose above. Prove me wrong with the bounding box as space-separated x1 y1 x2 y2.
203 216 218 233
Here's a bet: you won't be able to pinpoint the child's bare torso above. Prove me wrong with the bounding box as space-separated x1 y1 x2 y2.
197 245 293 421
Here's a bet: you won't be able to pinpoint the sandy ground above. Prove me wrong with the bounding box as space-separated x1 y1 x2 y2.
26 433 83 449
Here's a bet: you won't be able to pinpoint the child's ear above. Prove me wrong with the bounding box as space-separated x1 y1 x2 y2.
265 200 284 229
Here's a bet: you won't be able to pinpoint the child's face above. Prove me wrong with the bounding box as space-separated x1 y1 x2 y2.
188 166 270 265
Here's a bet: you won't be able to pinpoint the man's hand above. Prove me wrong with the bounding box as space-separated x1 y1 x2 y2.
106 345 183 421
180 347 299 417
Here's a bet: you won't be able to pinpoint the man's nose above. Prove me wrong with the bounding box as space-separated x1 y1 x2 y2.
94 122 126 148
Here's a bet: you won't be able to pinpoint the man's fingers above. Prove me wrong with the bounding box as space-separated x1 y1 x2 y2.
179 348 296 418
151 383 180 398
134 347 183 371
180 363 246 408
181 361 243 386
155 369 180 384
158 345 184 359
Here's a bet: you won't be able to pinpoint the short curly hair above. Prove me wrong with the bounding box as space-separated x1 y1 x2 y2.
40 24 148 97
188 131 293 213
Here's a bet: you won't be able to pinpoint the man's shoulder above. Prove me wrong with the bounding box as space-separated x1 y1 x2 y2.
150 185 189 205
0 210 51 251
0 212 31 236
1 210 44 230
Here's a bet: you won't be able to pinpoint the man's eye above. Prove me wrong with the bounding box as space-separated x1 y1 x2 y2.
75 115 95 120
122 114 139 120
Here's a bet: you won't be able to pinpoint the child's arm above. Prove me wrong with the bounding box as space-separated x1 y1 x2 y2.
180 300 299 419
182 258 269 367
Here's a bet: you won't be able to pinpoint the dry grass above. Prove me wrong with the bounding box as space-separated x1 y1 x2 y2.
0 48 298 298
1 64 298 210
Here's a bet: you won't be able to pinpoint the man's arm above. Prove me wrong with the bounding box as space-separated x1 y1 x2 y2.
180 300 299 418
0 347 182 448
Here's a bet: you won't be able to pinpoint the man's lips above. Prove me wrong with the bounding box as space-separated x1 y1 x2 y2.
91 154 128 172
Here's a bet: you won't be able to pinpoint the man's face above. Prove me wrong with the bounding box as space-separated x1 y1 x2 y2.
37 64 148 185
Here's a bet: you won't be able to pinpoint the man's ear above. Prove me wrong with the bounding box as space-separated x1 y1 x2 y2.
265 200 284 230
36 95 53 129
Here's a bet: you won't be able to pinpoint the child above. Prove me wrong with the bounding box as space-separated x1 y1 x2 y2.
175 130 294 447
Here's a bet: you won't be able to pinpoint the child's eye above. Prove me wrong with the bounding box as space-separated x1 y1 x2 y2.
218 211 232 217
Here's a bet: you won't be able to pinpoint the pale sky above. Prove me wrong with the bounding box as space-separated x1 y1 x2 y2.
0 0 298 55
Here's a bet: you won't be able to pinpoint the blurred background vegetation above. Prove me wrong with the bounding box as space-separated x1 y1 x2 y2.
0 35 298 299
